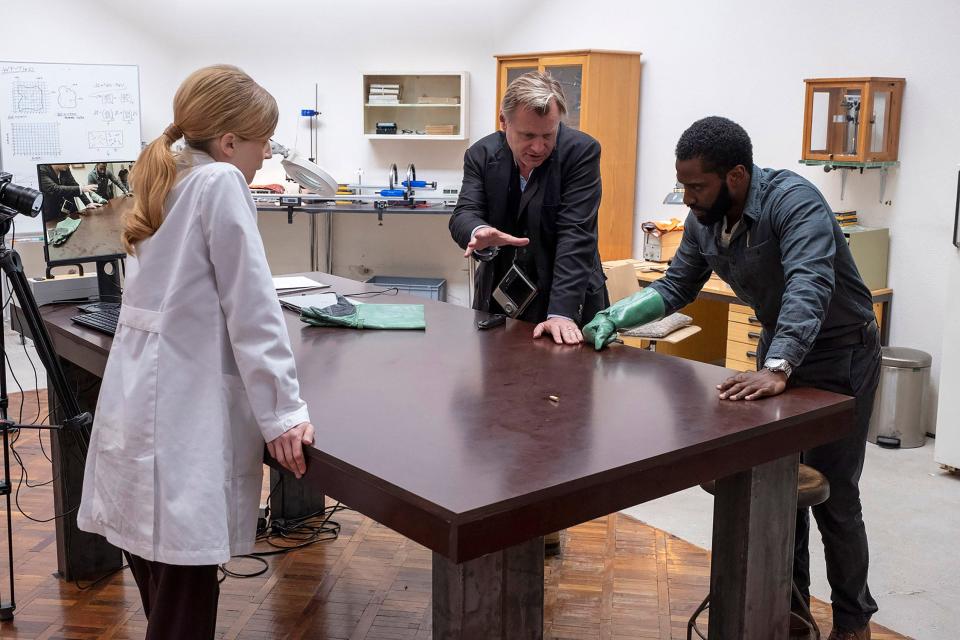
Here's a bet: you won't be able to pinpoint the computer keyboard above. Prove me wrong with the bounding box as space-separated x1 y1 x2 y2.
71 307 120 336
77 301 121 314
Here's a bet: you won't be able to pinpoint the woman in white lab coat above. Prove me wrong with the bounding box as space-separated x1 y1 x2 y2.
77 65 314 640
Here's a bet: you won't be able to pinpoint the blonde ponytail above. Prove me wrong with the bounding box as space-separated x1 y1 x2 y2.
122 65 278 254
123 132 178 254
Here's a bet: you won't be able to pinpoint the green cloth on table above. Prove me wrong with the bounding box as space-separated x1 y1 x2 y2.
300 295 426 330
48 217 82 246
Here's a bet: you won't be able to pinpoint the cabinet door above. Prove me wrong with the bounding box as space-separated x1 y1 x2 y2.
540 56 587 130
803 82 867 162
496 59 538 126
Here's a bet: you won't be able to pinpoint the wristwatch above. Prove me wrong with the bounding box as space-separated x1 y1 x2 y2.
764 358 793 378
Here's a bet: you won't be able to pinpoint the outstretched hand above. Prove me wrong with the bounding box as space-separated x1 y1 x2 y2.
464 226 529 258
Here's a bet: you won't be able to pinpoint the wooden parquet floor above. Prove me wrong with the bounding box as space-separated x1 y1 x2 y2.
0 391 909 639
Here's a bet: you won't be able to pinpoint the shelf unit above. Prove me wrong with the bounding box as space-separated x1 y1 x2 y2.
362 72 468 140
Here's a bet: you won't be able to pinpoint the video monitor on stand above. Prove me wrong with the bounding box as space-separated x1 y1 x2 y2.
35 161 135 304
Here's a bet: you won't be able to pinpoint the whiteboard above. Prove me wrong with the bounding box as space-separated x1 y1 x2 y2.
0 61 142 233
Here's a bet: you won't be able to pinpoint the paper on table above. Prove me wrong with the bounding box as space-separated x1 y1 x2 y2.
272 276 329 291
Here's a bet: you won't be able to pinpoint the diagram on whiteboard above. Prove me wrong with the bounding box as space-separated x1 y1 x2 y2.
88 130 123 150
58 85 78 109
10 122 61 156
10 79 47 114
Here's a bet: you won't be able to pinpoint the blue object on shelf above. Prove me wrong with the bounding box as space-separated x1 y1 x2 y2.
378 189 406 197
402 180 429 188
365 276 447 302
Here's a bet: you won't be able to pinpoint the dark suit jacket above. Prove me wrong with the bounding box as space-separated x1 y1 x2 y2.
449 125 607 325
37 165 92 224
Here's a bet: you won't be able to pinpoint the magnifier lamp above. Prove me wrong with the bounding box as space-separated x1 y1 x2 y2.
269 141 338 196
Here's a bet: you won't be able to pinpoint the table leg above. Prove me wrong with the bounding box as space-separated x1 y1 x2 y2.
709 453 799 639
432 535 544 640
48 359 122 582
325 211 333 273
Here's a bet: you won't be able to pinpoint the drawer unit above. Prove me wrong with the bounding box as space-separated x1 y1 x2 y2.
725 339 760 371
725 301 884 371
726 303 761 371
727 322 762 346
728 304 760 324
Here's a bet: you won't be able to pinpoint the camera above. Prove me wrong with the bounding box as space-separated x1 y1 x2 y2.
492 264 538 319
0 172 43 220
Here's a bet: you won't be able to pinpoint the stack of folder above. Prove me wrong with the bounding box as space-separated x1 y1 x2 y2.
368 83 400 105
833 209 859 228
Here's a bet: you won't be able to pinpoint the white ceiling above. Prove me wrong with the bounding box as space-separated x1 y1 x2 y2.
87 0 538 50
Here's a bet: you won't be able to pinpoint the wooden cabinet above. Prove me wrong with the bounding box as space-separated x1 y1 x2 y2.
494 50 641 261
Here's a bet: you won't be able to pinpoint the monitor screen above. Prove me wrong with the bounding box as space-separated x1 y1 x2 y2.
36 161 134 266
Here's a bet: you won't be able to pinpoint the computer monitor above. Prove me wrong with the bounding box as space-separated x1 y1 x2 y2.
36 161 134 300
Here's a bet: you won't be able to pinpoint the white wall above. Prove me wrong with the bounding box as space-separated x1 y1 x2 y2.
498 0 960 427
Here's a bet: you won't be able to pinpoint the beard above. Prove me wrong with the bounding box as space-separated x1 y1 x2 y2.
691 181 732 226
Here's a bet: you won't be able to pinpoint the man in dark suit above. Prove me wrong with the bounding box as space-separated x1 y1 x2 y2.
37 163 100 224
450 71 607 345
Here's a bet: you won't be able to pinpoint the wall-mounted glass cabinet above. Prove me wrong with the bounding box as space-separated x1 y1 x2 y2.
802 77 905 163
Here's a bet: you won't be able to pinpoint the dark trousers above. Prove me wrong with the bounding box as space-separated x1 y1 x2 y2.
124 551 220 639
761 321 882 631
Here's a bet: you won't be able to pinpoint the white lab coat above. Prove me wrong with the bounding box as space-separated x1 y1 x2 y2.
77 150 310 565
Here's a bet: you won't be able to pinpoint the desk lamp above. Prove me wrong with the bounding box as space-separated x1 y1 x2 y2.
663 182 685 205
269 141 338 196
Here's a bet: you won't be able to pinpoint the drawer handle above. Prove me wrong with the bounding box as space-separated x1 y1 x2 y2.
748 331 761 340
746 350 758 359
748 315 760 324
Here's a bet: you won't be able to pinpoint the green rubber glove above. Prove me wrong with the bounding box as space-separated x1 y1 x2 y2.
582 288 666 351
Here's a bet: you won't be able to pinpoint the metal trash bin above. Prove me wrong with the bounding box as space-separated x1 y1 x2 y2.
868 347 932 448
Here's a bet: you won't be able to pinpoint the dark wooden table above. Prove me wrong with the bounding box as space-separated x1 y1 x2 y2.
14 273 855 640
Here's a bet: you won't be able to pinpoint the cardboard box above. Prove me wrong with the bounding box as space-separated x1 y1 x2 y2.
642 228 683 262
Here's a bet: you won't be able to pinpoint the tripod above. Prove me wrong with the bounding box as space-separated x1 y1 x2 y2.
0 216 92 620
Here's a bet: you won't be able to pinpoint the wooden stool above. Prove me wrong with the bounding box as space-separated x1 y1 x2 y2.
687 464 830 640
